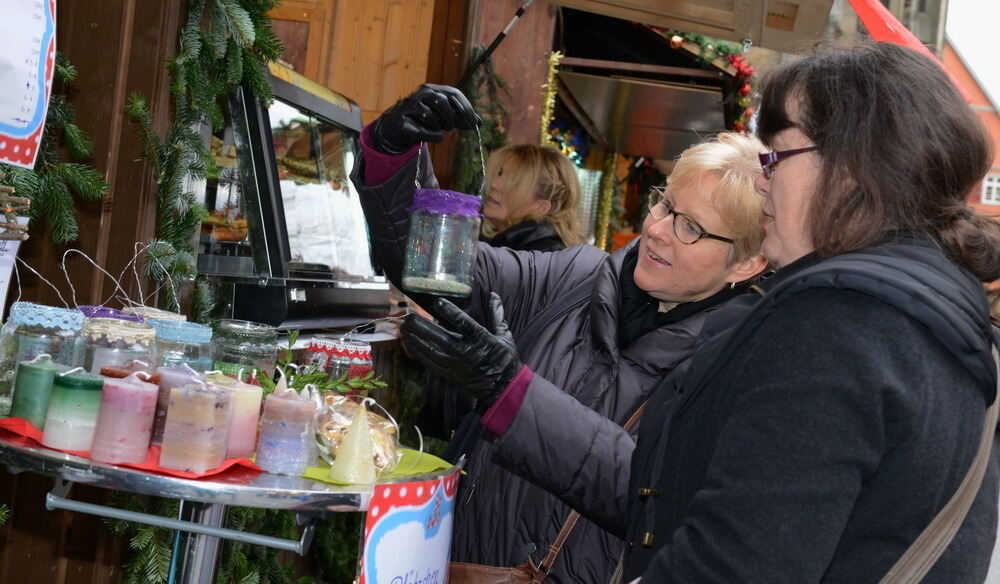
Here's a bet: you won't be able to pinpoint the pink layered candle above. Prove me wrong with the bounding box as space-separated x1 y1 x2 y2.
90 373 159 463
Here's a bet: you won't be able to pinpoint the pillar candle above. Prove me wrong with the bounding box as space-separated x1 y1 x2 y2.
90 373 159 463
217 378 263 459
41 371 105 451
150 366 204 446
159 383 234 474
9 356 69 429
255 391 317 475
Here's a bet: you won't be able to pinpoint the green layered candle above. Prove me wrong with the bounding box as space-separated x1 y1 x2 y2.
41 371 105 451
9 356 70 429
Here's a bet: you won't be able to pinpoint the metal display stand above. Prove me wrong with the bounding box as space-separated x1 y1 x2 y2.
0 430 450 583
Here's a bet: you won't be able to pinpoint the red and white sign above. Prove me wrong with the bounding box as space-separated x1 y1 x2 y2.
0 0 56 169
359 466 462 584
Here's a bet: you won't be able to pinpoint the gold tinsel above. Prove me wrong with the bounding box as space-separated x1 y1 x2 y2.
539 50 563 146
594 151 619 251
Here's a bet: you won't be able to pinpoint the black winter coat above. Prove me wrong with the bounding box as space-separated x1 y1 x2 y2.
350 148 737 584
622 240 999 582
500 239 999 583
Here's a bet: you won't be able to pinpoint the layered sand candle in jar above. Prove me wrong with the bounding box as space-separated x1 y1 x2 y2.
0 302 85 416
159 382 235 474
148 319 213 371
255 391 317 475
150 365 204 445
90 372 159 463
402 188 482 297
9 355 70 429
212 319 278 384
205 373 263 459
41 370 105 451
80 317 156 374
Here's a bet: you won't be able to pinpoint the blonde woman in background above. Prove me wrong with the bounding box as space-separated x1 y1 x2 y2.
480 143 585 252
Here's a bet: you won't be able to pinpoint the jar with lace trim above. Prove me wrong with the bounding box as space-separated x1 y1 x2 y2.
148 318 213 371
307 336 373 382
76 305 145 323
120 305 188 322
212 319 278 384
81 317 157 375
0 302 86 416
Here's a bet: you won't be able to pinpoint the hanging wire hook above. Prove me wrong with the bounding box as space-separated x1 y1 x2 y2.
17 257 69 308
60 249 134 309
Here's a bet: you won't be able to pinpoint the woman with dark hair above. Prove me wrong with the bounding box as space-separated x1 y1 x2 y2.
611 42 1000 582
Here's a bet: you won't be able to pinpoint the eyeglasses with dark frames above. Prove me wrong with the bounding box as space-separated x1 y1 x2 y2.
647 187 735 245
758 146 818 179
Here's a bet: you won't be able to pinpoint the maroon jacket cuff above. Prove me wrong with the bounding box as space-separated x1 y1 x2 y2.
480 365 534 436
359 122 420 185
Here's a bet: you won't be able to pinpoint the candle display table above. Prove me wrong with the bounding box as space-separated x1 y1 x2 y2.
0 429 449 583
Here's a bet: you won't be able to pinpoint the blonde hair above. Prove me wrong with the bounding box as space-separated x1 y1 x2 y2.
667 132 767 262
481 144 584 246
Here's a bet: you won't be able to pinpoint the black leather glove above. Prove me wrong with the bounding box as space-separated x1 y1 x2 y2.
401 292 521 409
370 84 481 154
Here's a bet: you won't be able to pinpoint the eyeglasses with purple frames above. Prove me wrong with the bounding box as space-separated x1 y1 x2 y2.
759 146 818 179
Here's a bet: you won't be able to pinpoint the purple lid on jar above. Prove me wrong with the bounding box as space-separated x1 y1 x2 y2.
408 188 483 217
76 305 144 323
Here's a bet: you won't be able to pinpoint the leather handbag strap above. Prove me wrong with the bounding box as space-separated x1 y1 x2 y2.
530 402 648 583
880 346 1000 583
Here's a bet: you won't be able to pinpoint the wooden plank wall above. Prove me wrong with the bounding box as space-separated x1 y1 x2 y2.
467 0 558 147
0 1 185 581
13 0 183 313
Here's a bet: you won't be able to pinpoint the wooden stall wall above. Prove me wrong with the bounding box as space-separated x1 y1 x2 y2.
0 1 185 582
467 0 558 147
14 0 184 313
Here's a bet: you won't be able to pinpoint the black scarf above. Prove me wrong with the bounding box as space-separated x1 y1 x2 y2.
617 245 746 348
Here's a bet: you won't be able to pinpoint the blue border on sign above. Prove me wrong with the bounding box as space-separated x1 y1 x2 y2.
0 0 55 137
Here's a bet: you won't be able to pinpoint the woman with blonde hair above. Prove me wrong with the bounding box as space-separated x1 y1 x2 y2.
480 144 584 251
353 81 770 584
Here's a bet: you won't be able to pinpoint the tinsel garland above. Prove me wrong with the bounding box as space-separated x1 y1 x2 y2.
539 50 563 146
594 151 619 251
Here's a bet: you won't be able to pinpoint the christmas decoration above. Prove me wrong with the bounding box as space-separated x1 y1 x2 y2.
595 151 619 251
540 50 564 146
0 181 30 241
546 119 588 167
644 27 758 133
126 0 283 318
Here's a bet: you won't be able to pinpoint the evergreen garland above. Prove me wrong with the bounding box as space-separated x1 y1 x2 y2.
452 46 510 195
0 503 8 525
126 0 283 316
0 53 109 244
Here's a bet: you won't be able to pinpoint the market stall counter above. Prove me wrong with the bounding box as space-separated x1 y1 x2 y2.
0 428 453 583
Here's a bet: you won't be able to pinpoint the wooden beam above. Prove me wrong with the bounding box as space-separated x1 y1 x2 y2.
559 56 723 81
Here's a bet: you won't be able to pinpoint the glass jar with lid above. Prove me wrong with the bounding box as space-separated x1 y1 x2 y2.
402 188 482 297
0 302 85 416
82 317 157 374
212 319 278 384
76 305 146 323
307 336 373 382
121 305 188 322
148 319 213 371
